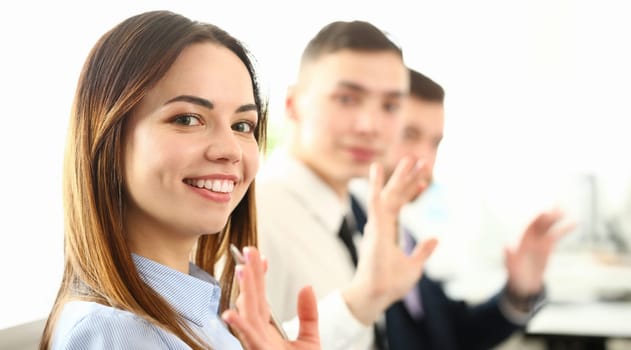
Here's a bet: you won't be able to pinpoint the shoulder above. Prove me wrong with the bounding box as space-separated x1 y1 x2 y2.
52 301 169 349
255 165 304 221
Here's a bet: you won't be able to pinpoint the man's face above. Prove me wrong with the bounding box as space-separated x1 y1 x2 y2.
288 49 408 195
384 96 444 200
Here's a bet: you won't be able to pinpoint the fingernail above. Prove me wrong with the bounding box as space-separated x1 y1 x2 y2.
243 246 251 262
236 265 244 280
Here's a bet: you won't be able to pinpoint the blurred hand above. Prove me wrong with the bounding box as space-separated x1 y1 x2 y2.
222 247 320 350
343 157 438 325
505 208 575 296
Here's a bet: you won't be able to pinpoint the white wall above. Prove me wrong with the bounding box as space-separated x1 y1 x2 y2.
1 0 630 331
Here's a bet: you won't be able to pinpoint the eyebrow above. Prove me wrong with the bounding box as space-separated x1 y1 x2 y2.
337 81 406 98
165 95 257 114
166 95 213 109
235 104 258 113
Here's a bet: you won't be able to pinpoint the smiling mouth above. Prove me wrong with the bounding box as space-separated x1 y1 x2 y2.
184 178 235 193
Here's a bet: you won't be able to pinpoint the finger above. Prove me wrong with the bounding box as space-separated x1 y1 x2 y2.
398 159 428 201
261 254 269 274
244 247 268 317
415 160 430 188
221 309 257 350
503 246 516 270
382 156 415 195
382 157 424 205
547 221 577 245
236 260 259 322
409 175 429 200
409 238 438 266
367 162 384 219
534 208 565 233
296 285 320 345
521 209 564 244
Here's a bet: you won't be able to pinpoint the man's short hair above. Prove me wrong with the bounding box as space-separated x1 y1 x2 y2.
409 68 445 103
301 21 402 66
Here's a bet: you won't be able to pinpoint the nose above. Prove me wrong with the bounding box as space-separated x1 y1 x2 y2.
354 106 379 135
205 127 242 163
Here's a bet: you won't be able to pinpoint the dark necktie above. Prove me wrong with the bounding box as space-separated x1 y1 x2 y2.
337 216 358 267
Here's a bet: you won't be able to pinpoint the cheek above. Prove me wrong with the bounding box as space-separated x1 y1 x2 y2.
388 146 408 164
128 132 192 187
303 113 336 146
414 148 437 178
242 142 260 184
124 133 153 185
141 137 182 174
425 154 437 172
393 139 410 154
382 118 400 141
421 147 438 164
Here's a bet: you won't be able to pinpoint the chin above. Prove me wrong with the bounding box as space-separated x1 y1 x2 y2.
351 163 373 176
196 219 230 236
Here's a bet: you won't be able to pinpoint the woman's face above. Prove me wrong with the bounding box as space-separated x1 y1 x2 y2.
123 42 259 248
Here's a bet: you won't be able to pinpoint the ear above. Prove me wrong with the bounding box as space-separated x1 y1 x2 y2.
285 84 300 122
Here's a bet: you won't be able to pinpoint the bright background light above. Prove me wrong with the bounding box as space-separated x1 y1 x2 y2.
1 0 630 329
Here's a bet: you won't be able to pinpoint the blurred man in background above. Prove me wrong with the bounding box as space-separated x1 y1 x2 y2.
350 68 575 349
256 21 437 350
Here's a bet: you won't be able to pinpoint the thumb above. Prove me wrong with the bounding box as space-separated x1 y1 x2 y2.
367 162 384 217
296 285 320 344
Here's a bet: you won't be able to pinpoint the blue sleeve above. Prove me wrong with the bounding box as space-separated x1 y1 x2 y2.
54 312 171 350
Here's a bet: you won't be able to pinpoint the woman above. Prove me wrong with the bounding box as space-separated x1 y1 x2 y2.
40 10 319 350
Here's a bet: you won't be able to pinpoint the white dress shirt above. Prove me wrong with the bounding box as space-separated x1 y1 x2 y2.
256 149 374 350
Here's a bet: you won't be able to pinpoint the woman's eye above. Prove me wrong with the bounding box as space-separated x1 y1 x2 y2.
173 114 202 126
232 121 255 133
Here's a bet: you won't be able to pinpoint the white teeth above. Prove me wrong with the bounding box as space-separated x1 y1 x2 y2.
188 178 235 193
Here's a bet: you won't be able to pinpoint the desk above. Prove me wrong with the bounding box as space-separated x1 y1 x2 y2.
526 251 631 350
528 302 631 339
443 250 631 349
526 302 631 349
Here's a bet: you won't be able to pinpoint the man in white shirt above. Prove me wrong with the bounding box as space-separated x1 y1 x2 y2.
256 21 437 350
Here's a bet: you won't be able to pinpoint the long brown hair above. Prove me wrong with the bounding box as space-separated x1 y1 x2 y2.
40 10 267 349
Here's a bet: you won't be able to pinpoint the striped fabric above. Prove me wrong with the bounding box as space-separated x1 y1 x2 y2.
50 254 242 349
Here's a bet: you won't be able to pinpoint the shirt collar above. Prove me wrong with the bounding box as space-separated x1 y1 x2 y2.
132 254 221 328
260 149 348 235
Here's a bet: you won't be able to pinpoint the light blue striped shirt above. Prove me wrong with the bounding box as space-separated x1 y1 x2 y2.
51 254 243 349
